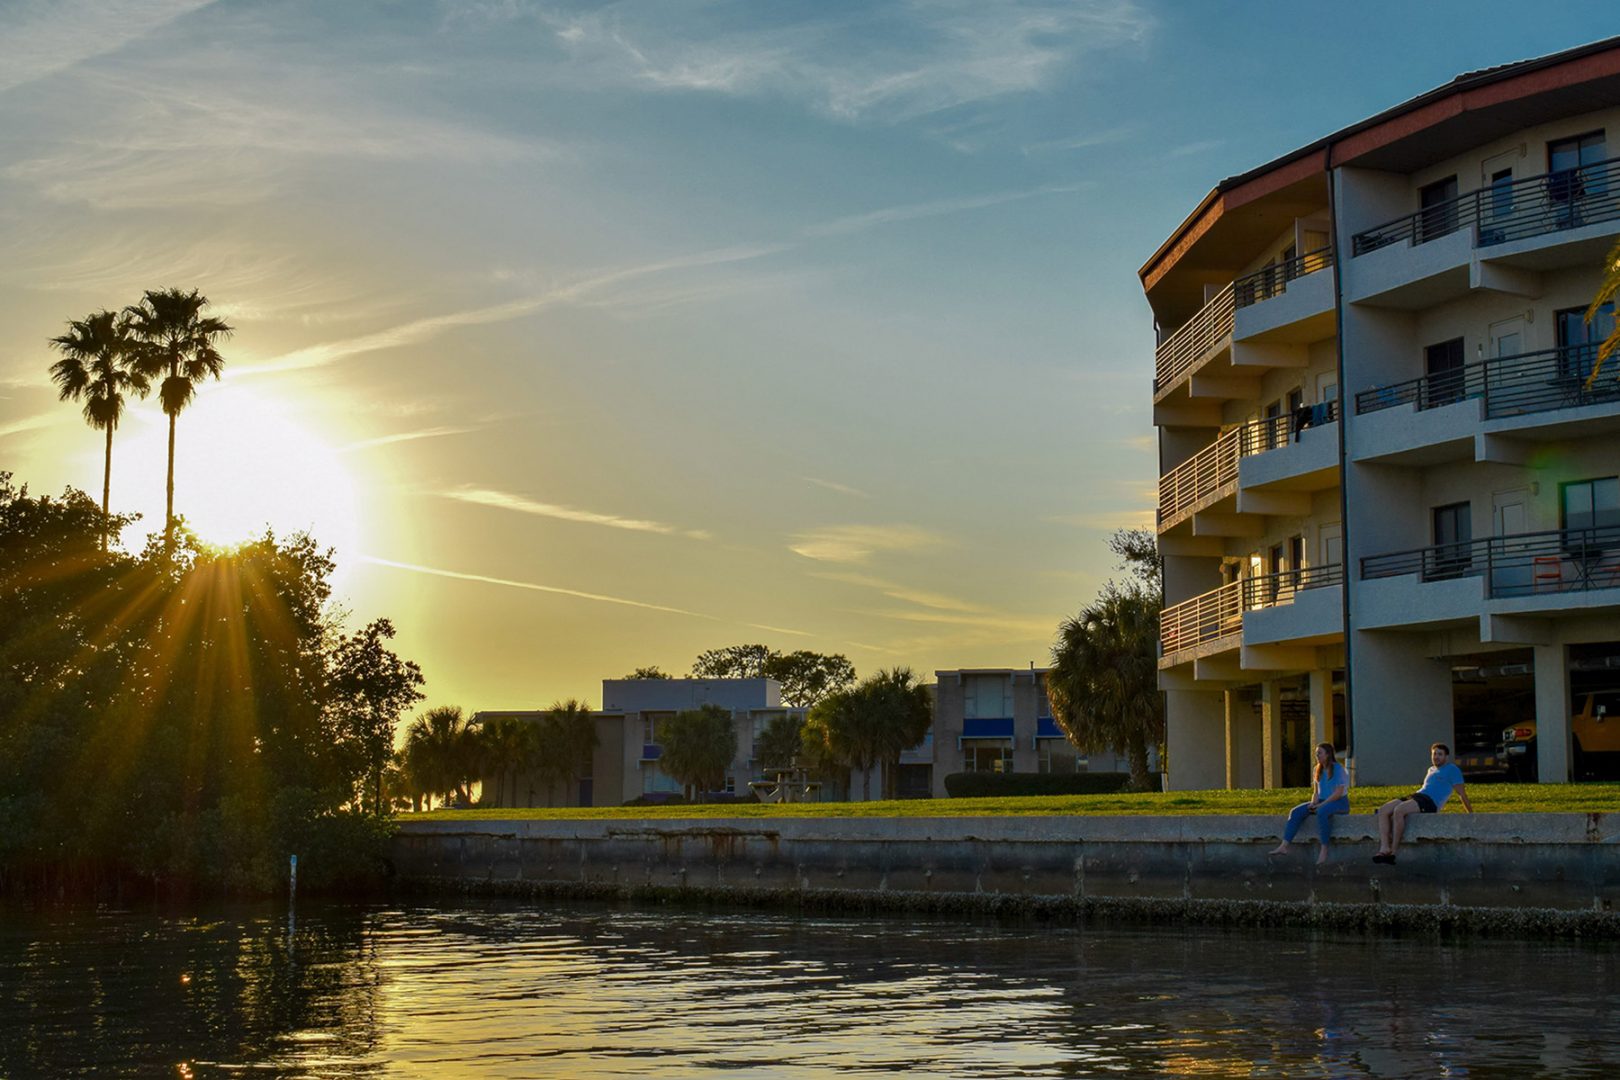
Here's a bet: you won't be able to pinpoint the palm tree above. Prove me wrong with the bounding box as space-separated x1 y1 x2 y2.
47 311 149 551
402 705 480 808
532 699 597 806
476 715 536 808
807 668 931 800
124 287 232 552
1586 237 1620 388
659 704 735 801
1048 583 1163 791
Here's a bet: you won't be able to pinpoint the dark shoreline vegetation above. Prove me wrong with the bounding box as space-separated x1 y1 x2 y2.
0 473 420 902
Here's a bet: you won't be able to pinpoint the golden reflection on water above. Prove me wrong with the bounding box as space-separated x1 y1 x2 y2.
1 902 1617 1077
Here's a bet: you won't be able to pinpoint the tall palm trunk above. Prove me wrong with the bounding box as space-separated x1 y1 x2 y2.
164 409 177 553
101 425 113 552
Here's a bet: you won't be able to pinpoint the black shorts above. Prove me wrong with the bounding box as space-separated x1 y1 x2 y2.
1404 793 1437 814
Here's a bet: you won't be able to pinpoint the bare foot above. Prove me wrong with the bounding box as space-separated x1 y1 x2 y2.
1267 844 1290 856
1316 850 1330 866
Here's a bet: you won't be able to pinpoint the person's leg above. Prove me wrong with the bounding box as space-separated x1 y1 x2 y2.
1272 802 1312 854
1375 800 1397 854
1389 800 1420 856
1316 798 1347 863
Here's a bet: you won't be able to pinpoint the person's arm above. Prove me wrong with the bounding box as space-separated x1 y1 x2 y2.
1454 781 1472 813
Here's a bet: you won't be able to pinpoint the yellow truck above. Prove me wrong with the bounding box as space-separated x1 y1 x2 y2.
1499 691 1620 781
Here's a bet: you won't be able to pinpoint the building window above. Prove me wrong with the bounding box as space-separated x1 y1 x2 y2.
1417 175 1459 242
963 675 1012 719
1037 741 1082 774
1432 502 1472 578
1424 338 1466 406
1556 303 1617 381
962 739 1013 773
1561 478 1620 535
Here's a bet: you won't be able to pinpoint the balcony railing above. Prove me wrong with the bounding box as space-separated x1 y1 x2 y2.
1352 157 1620 256
1160 564 1343 655
1233 246 1334 308
1158 402 1339 526
1361 524 1620 598
1154 282 1234 393
1354 343 1620 419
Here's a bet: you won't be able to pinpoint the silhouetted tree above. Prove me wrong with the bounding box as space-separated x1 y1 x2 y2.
329 619 425 814
47 311 148 551
124 287 232 553
691 643 856 707
806 668 931 800
623 666 673 679
532 699 597 806
1048 584 1162 791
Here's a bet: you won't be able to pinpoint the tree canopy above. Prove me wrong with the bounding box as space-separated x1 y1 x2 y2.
658 704 736 798
0 471 420 897
805 667 932 800
689 643 856 707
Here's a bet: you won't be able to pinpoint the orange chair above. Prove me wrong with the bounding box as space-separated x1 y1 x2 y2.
1532 555 1564 591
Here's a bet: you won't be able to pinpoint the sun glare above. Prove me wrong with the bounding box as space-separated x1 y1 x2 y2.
113 385 362 583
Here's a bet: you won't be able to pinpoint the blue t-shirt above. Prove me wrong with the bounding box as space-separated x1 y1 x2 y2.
1417 762 1465 809
1314 764 1349 802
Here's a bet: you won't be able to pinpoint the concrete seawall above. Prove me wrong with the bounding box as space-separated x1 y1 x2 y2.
392 814 1620 935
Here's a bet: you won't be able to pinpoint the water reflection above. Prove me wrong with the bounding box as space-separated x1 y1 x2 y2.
0 900 1615 1077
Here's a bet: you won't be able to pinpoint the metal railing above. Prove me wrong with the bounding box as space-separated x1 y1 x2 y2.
1154 282 1234 393
1233 246 1334 308
1361 524 1620 598
1160 563 1343 655
1158 402 1339 526
1354 343 1620 419
1352 157 1620 256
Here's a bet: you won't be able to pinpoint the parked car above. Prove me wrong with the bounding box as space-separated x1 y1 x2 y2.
1499 690 1620 781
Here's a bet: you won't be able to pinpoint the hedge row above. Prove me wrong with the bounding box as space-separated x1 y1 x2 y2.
942 771 1151 798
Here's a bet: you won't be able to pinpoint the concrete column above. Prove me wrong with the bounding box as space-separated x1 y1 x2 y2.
1533 644 1571 783
1348 631 1452 785
1261 680 1282 789
1309 669 1332 751
1164 689 1225 791
1224 690 1242 791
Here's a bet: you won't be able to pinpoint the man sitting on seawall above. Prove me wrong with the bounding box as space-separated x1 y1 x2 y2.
1372 742 1473 865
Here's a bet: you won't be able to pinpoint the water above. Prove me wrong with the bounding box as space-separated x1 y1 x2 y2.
1 900 1616 1078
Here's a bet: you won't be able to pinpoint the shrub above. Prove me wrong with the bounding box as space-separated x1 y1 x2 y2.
942 771 1148 798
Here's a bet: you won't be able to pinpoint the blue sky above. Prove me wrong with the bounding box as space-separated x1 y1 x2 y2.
1 1 1614 709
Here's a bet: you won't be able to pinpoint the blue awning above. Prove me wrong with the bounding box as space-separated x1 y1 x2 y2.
1035 717 1062 740
961 718 1014 740
641 743 663 761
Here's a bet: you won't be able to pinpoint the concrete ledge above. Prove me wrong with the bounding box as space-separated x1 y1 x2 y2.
393 814 1620 933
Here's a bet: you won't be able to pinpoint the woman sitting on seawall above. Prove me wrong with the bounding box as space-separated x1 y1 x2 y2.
1268 743 1350 865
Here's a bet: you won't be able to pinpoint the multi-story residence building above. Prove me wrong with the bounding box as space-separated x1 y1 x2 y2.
927 668 1140 796
474 678 816 807
1142 38 1620 789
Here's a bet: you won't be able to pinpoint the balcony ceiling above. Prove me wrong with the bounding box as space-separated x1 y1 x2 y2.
1146 175 1329 328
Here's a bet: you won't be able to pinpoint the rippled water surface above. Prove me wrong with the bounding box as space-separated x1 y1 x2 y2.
2 899 1617 1078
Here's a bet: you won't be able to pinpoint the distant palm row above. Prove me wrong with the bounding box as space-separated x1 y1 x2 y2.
47 287 232 552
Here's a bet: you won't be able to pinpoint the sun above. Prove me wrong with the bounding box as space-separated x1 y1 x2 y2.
114 384 362 583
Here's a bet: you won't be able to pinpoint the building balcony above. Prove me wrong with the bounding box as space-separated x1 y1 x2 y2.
1347 157 1620 309
1358 525 1620 632
1153 283 1234 403
1351 344 1620 465
1160 564 1344 666
1159 406 1340 535
1232 246 1336 343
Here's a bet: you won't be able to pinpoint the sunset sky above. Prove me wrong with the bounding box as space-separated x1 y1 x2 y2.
1 1 1612 711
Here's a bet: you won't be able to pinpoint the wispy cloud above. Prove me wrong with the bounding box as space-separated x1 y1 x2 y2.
812 570 982 613
1167 138 1224 158
359 555 810 636
338 426 477 453
0 412 56 440
789 524 945 565
444 487 711 540
520 0 1154 124
0 0 214 96
803 183 1086 238
359 555 715 618
867 607 1058 636
1046 508 1156 530
803 476 871 500
1021 126 1133 156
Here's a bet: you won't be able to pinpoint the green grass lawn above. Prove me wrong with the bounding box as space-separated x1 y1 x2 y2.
407 782 1620 822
